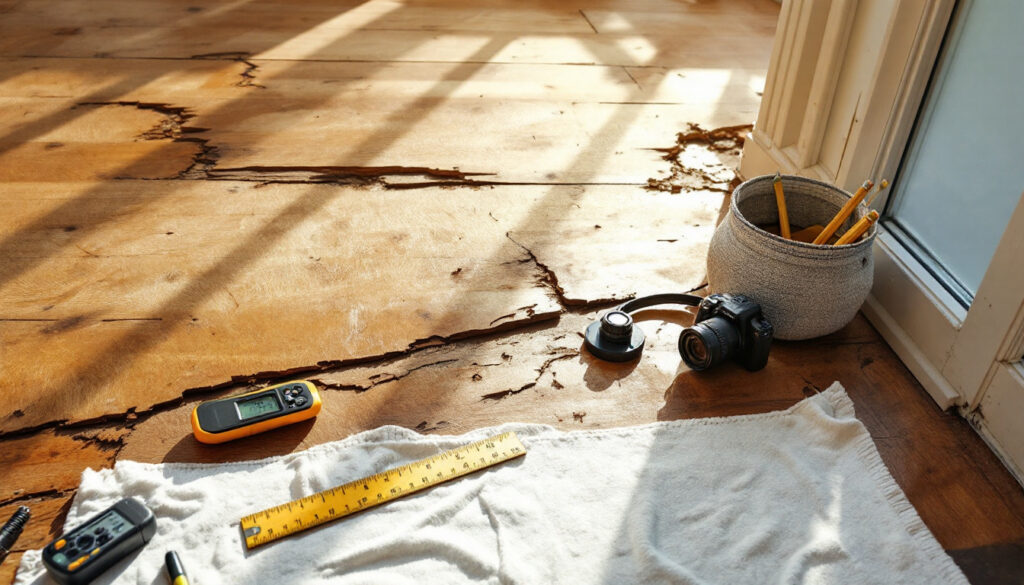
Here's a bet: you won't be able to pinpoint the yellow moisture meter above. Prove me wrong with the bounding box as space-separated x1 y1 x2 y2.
191 380 322 444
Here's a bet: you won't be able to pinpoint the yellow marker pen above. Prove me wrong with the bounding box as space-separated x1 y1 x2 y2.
814 179 873 245
165 551 189 585
773 172 791 239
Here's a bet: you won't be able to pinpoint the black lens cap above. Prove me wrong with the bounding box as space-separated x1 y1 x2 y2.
584 312 645 362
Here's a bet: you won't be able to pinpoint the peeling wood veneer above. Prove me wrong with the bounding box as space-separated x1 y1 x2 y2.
646 123 752 194
204 165 494 187
479 351 578 401
315 359 460 393
73 101 219 179
505 233 573 307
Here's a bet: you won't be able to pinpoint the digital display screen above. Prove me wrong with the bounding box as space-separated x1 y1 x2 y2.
237 394 281 420
90 509 131 538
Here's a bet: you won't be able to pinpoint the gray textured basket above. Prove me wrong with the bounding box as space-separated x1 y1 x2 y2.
706 175 877 340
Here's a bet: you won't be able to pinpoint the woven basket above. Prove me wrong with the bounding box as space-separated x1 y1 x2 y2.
706 175 877 340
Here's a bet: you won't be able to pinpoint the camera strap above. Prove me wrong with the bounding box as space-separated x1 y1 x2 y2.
583 292 705 362
616 293 703 314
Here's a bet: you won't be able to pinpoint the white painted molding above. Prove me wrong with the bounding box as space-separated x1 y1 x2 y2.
796 0 857 168
758 0 795 140
741 0 955 194
862 230 963 409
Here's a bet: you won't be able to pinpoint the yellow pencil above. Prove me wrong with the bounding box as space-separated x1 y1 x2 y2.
834 210 879 245
773 172 791 239
813 179 874 245
865 179 889 207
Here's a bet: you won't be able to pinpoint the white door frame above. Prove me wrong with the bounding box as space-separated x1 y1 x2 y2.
952 195 1024 480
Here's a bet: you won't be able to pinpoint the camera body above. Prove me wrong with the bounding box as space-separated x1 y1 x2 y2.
682 293 773 371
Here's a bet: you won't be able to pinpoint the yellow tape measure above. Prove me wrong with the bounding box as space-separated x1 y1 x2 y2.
240 431 527 549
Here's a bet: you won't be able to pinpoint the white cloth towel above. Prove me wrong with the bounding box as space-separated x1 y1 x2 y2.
15 382 968 585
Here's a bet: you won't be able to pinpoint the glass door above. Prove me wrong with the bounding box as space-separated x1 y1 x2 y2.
884 0 1024 304
872 0 1024 481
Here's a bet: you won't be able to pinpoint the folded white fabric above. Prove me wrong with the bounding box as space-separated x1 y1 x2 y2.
16 382 968 585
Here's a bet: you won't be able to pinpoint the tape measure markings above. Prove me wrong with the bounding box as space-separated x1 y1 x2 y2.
240 431 527 549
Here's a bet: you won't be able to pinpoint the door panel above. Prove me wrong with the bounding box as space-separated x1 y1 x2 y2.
885 0 1024 300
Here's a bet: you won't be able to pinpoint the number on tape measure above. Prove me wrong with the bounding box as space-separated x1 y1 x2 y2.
239 431 527 549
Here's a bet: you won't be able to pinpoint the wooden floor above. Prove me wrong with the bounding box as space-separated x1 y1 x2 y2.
1 1 1022 583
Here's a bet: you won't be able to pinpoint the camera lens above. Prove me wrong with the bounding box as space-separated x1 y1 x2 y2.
599 310 634 343
678 316 739 371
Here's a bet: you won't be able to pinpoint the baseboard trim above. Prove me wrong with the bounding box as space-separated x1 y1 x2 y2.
862 294 961 410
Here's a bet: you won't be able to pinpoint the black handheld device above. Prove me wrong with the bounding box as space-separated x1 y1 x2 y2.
42 498 157 585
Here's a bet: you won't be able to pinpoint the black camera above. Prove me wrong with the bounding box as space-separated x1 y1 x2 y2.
582 292 774 371
678 293 773 371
